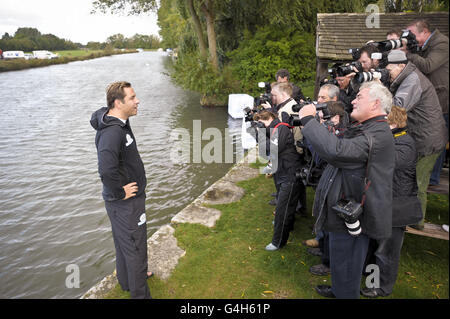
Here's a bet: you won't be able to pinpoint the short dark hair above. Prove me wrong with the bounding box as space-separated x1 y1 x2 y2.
409 19 433 33
359 44 380 60
253 110 277 121
386 28 402 38
106 81 131 109
326 101 346 118
275 69 290 80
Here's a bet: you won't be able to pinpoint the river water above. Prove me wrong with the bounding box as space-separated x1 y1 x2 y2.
0 52 245 298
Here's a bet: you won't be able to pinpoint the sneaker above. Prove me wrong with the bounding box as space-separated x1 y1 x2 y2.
302 238 319 248
315 285 335 298
360 287 388 298
307 247 323 257
309 263 330 276
265 243 279 251
442 224 449 232
262 164 273 174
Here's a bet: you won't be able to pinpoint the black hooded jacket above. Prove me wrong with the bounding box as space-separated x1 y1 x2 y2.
266 118 301 185
90 107 147 202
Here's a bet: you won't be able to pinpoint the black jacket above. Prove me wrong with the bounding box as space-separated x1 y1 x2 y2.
90 107 147 202
266 119 301 184
392 127 417 198
391 127 423 227
302 115 395 240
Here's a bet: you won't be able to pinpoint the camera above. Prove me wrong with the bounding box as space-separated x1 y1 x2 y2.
328 61 363 78
348 48 361 60
254 81 273 107
372 30 420 53
320 77 339 87
243 106 257 122
332 198 363 236
355 68 390 84
287 101 329 128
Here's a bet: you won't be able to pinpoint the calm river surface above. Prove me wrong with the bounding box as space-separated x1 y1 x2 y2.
0 52 245 298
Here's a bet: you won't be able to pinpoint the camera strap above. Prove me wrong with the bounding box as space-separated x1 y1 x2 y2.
360 131 374 206
270 122 292 138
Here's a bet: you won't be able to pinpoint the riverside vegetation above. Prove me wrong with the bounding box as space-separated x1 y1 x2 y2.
0 49 137 73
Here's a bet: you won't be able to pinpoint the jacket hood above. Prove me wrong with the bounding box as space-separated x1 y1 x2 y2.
90 107 126 131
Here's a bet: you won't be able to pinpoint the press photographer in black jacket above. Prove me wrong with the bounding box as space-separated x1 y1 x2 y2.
254 110 301 251
299 82 395 299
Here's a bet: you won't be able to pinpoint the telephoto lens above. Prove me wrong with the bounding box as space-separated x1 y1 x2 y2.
345 219 362 237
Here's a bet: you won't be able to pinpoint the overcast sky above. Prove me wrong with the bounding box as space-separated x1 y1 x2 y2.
0 0 160 44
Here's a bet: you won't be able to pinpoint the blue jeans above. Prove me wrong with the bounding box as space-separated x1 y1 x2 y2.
329 231 370 299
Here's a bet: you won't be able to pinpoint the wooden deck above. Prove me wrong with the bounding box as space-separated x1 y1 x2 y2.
427 168 449 196
406 223 449 240
405 168 449 240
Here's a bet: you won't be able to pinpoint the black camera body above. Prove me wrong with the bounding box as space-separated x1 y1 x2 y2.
329 61 363 78
254 82 273 108
243 106 256 122
332 198 363 237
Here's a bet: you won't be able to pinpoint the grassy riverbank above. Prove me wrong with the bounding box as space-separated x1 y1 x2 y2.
105 168 449 299
0 49 136 72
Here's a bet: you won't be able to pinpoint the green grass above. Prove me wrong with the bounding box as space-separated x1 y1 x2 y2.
54 50 104 57
105 168 449 299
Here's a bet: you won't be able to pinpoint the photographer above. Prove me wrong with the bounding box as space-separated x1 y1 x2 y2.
358 44 381 72
253 110 301 251
336 74 358 114
362 105 422 298
275 68 306 103
385 49 447 230
299 82 395 299
271 81 308 216
305 101 350 277
405 19 449 187
386 28 402 41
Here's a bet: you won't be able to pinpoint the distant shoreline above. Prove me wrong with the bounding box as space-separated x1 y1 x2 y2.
0 49 137 73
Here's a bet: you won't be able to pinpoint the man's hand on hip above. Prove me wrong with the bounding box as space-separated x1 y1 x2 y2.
123 182 138 200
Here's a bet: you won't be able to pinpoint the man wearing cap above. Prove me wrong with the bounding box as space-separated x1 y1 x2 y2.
386 50 447 230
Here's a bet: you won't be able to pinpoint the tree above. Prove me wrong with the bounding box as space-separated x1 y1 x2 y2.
200 0 218 70
187 0 207 58
92 0 158 14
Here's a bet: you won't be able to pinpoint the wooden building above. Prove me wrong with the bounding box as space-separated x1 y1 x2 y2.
314 11 449 97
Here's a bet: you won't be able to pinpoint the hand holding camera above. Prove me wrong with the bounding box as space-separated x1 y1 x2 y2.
298 103 316 120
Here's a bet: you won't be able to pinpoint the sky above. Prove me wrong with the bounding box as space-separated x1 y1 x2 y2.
0 0 160 44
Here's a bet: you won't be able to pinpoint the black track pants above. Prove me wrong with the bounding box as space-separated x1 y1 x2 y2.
272 180 300 248
105 194 151 299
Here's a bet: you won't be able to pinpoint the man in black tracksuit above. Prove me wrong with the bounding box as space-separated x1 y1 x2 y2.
90 81 151 299
254 110 301 251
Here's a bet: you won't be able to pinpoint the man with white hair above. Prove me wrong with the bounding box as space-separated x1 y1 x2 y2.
298 82 395 298
386 49 447 230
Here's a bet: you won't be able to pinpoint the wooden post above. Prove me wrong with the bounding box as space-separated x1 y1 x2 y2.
314 59 329 100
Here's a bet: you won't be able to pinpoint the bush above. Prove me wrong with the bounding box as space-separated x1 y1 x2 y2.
170 52 241 106
227 26 316 96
